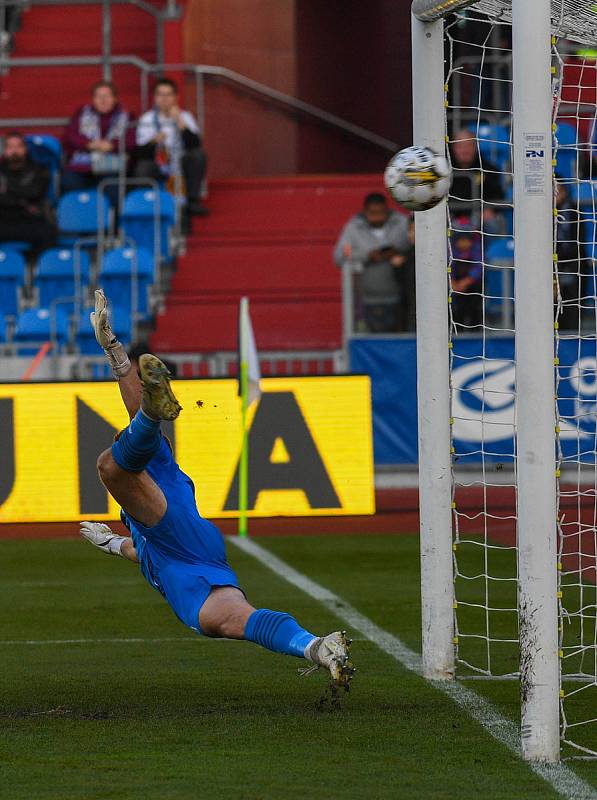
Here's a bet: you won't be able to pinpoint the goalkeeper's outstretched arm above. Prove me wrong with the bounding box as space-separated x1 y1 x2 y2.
90 289 142 421
80 521 138 562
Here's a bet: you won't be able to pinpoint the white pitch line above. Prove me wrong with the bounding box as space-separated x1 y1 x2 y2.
230 536 597 800
0 579 140 588
0 637 201 646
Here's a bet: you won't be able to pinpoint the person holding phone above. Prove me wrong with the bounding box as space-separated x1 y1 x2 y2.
333 192 411 333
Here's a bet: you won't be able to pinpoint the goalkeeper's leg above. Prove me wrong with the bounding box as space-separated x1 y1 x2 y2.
199 587 354 687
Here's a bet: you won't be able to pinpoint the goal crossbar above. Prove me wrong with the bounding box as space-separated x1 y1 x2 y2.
412 0 597 46
412 0 479 21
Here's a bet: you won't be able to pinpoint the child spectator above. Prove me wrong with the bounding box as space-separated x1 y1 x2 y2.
450 220 484 331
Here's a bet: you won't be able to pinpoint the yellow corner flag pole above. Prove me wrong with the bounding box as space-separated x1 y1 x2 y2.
238 354 249 538
238 296 261 538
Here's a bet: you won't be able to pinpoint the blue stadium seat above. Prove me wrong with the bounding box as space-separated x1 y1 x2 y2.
486 237 515 265
57 190 111 244
25 134 61 169
121 189 175 261
0 241 31 253
24 134 62 204
35 248 91 314
76 305 132 354
469 122 511 172
0 249 26 317
569 182 597 207
14 307 69 355
99 246 154 317
554 122 578 181
0 311 6 343
484 268 508 312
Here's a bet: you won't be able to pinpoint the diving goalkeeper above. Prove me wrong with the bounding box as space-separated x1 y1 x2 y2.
80 290 353 688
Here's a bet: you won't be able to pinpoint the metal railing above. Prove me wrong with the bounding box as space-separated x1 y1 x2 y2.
71 349 345 381
341 259 363 355
0 0 181 76
0 348 344 381
193 65 398 154
96 174 169 282
449 53 513 134
0 55 399 156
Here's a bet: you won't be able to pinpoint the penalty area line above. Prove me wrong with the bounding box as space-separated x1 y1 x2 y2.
230 535 597 800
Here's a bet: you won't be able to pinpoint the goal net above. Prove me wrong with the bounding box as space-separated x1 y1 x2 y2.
413 0 597 760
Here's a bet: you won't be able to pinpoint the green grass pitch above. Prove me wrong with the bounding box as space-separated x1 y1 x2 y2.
1 532 597 798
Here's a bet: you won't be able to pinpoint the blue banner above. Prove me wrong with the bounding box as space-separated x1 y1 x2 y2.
350 336 597 466
349 337 418 464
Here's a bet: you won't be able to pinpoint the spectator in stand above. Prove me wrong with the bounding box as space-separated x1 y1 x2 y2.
0 2 21 56
62 81 135 202
333 193 410 333
0 131 56 252
134 78 208 217
450 128 506 234
450 219 483 331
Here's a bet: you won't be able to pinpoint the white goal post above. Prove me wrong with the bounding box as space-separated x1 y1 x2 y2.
412 0 568 763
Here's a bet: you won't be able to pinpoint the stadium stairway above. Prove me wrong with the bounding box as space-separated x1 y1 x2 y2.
150 174 384 358
0 2 167 123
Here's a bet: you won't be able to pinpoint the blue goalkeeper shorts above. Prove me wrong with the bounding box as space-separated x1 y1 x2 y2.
120 437 240 634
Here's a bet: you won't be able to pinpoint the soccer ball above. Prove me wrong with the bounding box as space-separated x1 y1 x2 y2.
384 146 451 211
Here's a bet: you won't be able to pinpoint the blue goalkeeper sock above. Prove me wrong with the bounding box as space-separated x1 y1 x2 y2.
111 409 162 472
244 609 316 659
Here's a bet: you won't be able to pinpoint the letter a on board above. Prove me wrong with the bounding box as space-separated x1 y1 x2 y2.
224 392 341 510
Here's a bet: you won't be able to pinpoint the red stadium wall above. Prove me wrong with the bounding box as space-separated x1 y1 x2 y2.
183 0 413 177
295 0 413 175
0 4 160 122
184 0 299 177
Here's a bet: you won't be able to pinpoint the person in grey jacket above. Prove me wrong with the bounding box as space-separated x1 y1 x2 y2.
334 193 411 333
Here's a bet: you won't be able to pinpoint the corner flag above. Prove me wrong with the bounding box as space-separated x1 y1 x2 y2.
238 297 261 537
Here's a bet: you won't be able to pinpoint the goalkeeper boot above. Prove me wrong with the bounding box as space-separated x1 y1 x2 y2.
90 289 131 379
138 354 182 421
80 521 126 556
301 631 355 689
